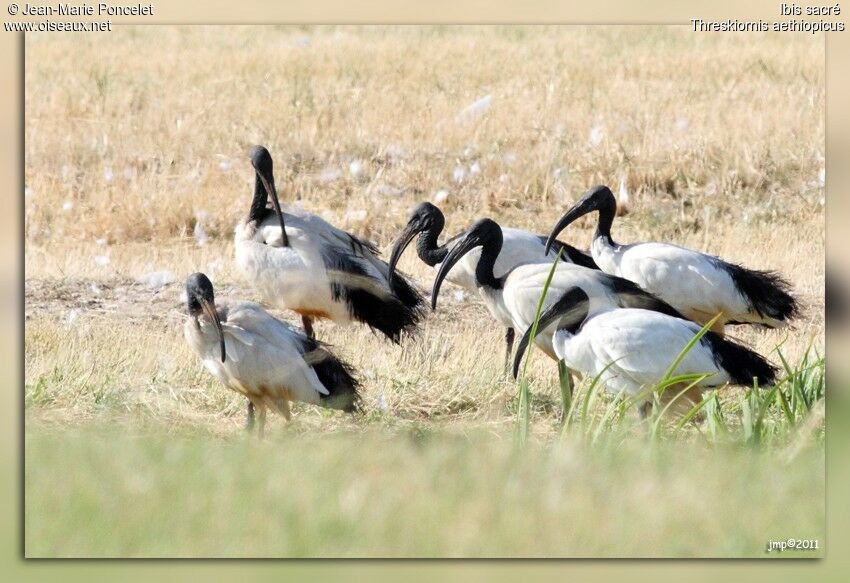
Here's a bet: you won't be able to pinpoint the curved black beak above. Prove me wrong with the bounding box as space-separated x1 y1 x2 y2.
387 222 421 288
430 229 485 311
257 170 289 248
544 196 599 255
512 287 590 378
200 298 226 363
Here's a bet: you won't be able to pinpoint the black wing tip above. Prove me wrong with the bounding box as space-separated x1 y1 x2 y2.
388 267 426 311
544 237 600 270
352 290 425 344
604 273 687 320
370 271 427 343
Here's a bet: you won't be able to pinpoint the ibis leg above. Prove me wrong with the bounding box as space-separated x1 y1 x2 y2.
257 407 267 440
302 316 315 339
245 401 255 431
279 399 292 422
557 360 573 424
503 328 515 374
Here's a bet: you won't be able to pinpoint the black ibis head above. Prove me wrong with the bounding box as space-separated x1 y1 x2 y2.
186 272 226 363
431 218 503 311
545 185 616 254
250 145 288 246
511 287 590 379
387 202 446 286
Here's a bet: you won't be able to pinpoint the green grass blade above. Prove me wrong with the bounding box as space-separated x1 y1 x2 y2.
514 247 563 445
557 359 572 424
660 314 720 381
651 375 709 438
671 390 715 432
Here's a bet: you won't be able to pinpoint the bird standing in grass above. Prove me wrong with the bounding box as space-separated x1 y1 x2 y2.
184 273 360 438
546 185 799 333
235 145 424 341
512 287 778 418
234 145 422 424
388 202 598 367
430 218 684 390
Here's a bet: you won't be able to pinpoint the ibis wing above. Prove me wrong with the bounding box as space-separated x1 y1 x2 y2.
617 242 748 318
228 301 361 410
502 263 614 329
222 302 331 400
582 310 722 388
257 209 424 327
493 228 552 275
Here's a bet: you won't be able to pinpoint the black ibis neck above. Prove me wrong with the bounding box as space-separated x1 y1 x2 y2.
475 233 504 290
594 199 617 246
416 226 448 266
248 175 268 223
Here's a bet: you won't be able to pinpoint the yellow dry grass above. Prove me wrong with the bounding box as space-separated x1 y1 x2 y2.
22 24 826 558
26 26 824 428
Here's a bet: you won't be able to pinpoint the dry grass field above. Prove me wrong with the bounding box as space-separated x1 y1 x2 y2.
24 26 825 557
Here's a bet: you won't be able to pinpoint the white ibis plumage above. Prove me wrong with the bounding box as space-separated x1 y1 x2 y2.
512 287 778 417
388 202 598 365
429 218 684 374
183 273 360 438
234 146 423 423
545 185 799 333
235 145 424 341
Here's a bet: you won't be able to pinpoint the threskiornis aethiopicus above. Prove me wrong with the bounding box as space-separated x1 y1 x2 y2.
184 273 360 438
430 218 684 388
387 202 599 366
234 146 422 423
236 145 424 340
512 287 778 418
546 185 799 333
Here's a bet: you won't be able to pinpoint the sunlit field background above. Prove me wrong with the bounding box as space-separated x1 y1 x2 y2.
24 26 825 557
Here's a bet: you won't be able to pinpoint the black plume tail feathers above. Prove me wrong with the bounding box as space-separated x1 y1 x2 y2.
702 332 778 388
300 336 362 413
322 248 424 343
719 260 799 325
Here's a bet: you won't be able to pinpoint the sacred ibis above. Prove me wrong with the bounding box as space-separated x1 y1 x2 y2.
430 218 684 382
234 146 422 423
388 202 598 366
184 273 360 438
512 287 778 417
545 185 799 333
235 145 424 340
388 202 599 290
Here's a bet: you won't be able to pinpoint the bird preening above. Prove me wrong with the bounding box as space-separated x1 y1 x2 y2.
236 145 424 342
232 145 424 428
182 147 796 434
184 272 360 439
